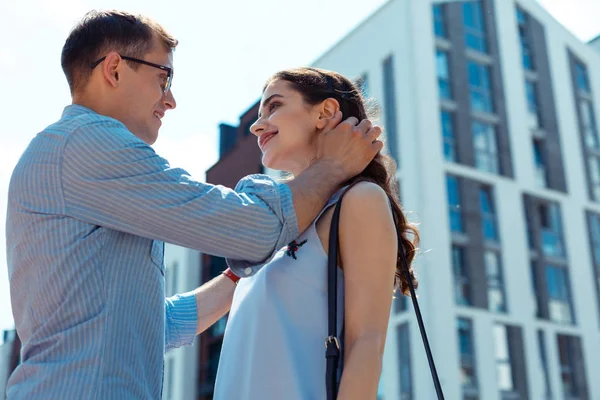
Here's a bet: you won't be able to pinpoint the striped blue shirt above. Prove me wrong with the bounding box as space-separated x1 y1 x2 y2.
5 104 299 399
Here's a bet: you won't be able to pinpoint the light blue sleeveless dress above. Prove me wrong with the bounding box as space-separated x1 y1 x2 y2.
214 188 347 400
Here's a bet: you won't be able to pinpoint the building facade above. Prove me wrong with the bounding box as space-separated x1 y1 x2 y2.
170 0 600 399
308 0 600 398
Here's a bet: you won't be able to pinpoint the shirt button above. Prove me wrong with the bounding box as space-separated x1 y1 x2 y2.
244 267 253 276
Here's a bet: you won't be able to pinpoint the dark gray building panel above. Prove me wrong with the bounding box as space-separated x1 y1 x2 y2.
442 0 513 177
529 17 567 192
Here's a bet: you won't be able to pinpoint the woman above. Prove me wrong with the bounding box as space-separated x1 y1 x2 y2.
214 67 419 399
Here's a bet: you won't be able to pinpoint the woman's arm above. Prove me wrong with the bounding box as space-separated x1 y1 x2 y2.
336 182 398 400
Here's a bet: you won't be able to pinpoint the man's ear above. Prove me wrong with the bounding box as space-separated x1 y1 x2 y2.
315 98 341 130
101 52 122 88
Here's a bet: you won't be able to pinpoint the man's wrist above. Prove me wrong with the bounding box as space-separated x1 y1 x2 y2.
222 268 240 285
308 159 347 184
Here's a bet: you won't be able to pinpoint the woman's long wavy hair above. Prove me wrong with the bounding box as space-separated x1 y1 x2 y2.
264 67 419 295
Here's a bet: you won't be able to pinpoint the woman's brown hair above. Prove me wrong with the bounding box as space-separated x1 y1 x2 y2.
264 67 419 295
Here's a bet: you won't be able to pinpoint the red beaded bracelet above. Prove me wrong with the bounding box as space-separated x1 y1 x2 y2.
222 268 240 284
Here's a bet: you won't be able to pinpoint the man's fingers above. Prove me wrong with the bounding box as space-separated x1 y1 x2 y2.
341 116 359 128
355 119 373 135
366 126 382 141
372 139 384 153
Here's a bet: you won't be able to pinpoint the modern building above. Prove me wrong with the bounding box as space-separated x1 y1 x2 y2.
169 0 600 399
162 245 203 400
308 0 600 398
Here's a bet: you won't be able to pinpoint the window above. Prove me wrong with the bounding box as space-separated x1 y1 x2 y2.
587 155 600 201
441 111 456 162
397 324 412 400
588 213 600 265
580 99 599 149
480 188 498 241
433 4 445 38
453 246 471 306
463 0 487 53
531 261 542 318
575 62 590 94
539 203 565 259
516 8 534 70
458 318 478 398
545 265 574 324
557 335 588 399
588 214 600 315
468 62 493 113
473 121 499 174
525 80 540 129
383 56 399 164
447 175 463 233
533 139 548 188
494 325 514 392
436 50 452 99
537 330 553 400
485 251 506 312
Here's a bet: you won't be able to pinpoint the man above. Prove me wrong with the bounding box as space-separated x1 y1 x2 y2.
5 9 382 400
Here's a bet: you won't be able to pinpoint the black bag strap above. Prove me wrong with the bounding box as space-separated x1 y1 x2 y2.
325 190 445 400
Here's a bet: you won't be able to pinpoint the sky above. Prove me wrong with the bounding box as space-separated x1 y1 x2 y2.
0 0 598 331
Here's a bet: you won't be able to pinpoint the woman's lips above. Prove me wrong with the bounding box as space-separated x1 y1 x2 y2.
259 132 277 150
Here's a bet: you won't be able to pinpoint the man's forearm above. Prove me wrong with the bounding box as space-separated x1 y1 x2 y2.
287 160 346 233
194 275 236 335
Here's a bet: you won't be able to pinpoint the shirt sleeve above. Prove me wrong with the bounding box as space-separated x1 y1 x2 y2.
164 292 197 352
61 118 299 270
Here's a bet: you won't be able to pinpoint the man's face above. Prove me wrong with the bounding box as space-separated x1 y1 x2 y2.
112 39 176 145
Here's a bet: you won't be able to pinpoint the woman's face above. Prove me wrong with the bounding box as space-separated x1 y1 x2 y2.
250 80 323 175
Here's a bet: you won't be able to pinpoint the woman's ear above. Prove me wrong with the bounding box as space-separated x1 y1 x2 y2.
315 98 341 130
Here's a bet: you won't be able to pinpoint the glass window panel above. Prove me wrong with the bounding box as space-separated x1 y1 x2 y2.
546 266 573 324
458 318 478 392
580 99 599 149
453 246 471 305
433 5 445 37
468 62 493 113
576 63 590 94
473 122 499 174
533 140 548 188
463 1 487 53
516 8 527 25
557 335 585 398
485 251 505 312
589 156 600 201
441 111 456 162
590 214 600 265
540 203 565 258
494 325 509 359
436 50 451 99
525 80 540 128
447 176 463 232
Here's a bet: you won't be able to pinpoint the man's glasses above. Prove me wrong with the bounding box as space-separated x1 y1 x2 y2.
90 55 173 94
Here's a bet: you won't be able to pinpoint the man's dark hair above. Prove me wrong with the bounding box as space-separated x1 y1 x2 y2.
61 10 178 94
